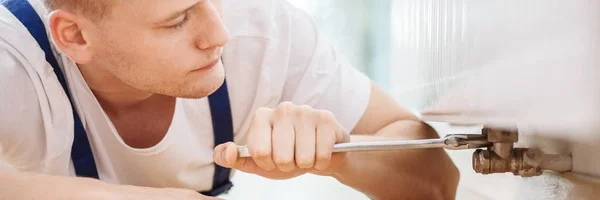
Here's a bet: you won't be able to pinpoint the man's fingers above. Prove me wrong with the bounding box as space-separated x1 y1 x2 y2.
247 107 277 171
315 122 336 171
272 102 296 172
295 105 316 169
238 103 347 179
316 110 349 144
335 123 350 144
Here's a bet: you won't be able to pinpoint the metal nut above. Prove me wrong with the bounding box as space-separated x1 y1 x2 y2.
472 148 543 177
486 128 518 143
473 149 491 174
512 148 542 177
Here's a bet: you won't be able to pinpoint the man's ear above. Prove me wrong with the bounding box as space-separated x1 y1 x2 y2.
48 10 93 64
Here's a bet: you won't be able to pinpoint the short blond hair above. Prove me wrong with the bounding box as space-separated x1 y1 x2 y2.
41 0 110 19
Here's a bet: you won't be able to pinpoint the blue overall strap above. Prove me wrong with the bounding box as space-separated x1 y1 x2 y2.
203 79 235 196
2 0 99 178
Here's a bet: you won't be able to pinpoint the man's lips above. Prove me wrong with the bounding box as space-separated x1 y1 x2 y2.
192 59 219 72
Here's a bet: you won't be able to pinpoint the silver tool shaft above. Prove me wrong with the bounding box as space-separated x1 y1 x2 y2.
236 134 490 158
332 138 447 153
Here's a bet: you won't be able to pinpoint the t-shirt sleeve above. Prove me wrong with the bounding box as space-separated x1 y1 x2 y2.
280 4 372 132
0 45 46 172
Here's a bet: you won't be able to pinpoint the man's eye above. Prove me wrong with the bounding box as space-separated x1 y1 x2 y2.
169 14 190 30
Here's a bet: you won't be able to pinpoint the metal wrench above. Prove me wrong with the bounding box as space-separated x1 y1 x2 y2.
236 134 491 158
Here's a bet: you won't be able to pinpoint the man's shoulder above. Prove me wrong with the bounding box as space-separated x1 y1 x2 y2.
0 43 46 144
1 0 55 66
0 0 57 120
0 43 41 111
1 0 49 34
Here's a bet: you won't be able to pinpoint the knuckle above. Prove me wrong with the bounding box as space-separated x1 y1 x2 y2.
295 105 313 118
277 101 296 111
316 110 335 122
275 102 296 117
299 104 313 111
255 107 273 118
280 101 296 107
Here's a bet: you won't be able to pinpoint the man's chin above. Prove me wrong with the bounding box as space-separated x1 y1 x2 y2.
160 77 225 99
149 64 225 99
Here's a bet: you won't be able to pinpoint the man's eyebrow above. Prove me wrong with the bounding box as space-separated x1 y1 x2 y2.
158 2 200 24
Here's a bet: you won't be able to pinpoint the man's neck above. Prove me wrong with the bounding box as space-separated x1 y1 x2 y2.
91 87 156 113
78 64 156 114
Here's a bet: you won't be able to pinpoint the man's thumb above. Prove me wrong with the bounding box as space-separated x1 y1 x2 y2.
213 142 242 168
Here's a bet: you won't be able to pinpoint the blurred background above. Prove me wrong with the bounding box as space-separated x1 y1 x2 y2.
284 0 487 113
222 0 600 199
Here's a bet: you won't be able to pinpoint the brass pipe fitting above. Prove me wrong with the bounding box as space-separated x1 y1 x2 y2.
473 148 541 177
483 127 518 159
471 127 572 177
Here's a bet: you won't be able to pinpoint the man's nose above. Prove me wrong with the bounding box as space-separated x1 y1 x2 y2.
194 4 231 50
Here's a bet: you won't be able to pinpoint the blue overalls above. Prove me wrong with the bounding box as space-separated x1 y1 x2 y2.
1 0 234 196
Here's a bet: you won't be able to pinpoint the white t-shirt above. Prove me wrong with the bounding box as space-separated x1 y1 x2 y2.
0 0 371 192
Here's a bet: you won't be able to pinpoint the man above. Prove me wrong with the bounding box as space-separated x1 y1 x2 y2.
0 0 459 199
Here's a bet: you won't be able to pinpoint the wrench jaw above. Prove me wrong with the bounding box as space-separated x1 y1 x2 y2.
442 134 492 150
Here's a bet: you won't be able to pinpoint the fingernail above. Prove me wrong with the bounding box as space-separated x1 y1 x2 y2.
221 146 228 164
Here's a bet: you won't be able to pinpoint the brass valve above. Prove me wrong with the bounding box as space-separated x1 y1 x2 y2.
471 127 572 177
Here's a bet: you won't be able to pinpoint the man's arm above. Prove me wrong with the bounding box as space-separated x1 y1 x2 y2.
330 82 460 200
0 169 227 200
0 169 107 199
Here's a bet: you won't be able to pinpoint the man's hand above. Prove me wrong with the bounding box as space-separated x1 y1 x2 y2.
213 102 350 179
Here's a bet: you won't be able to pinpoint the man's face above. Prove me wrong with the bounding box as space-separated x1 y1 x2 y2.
85 0 230 98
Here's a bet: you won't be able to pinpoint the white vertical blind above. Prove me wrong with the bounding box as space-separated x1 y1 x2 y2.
389 0 600 115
